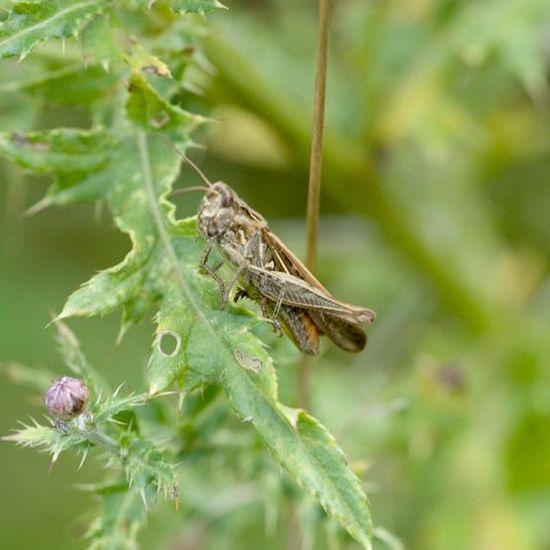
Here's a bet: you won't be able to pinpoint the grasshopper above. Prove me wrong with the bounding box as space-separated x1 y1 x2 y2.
165 142 376 354
196 179 376 354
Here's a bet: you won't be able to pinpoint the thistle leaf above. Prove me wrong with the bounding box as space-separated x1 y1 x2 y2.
0 127 112 175
0 6 373 546
0 0 104 60
85 483 148 550
93 392 147 423
126 71 201 131
172 1 228 15
131 0 227 15
3 422 87 461
0 124 373 548
214 355 373 548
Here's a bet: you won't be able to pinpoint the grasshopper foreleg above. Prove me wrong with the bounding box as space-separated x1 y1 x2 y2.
200 240 227 307
243 228 264 264
221 264 246 308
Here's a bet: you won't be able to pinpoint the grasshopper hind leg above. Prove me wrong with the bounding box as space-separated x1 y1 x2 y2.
259 297 283 336
278 307 320 355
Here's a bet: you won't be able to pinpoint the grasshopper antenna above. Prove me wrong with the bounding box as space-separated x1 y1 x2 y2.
171 185 208 196
155 133 213 187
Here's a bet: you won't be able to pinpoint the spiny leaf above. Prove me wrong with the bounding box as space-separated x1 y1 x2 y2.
85 483 148 550
127 71 201 131
164 0 228 15
93 392 147 423
0 127 111 175
124 43 172 79
1 122 373 547
123 438 178 500
215 355 373 548
3 422 87 461
0 11 373 543
0 0 105 60
131 0 227 15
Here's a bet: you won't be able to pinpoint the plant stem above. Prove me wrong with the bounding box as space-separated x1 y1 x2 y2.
305 0 330 273
300 0 332 410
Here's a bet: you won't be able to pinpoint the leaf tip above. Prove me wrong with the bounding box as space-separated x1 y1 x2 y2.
45 314 63 329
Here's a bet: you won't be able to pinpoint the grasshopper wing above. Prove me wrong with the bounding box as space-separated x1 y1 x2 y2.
247 266 376 324
259 230 375 352
308 310 367 352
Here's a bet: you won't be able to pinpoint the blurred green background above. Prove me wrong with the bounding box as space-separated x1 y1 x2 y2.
1 0 550 548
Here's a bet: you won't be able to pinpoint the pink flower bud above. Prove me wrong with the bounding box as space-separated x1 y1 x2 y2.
44 377 89 419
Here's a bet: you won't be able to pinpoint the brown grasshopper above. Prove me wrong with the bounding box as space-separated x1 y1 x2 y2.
195 179 376 354
163 139 376 354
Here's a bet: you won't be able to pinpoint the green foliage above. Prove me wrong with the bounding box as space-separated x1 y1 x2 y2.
0 1 374 548
3 323 176 545
3 1 550 549
171 0 227 15
0 0 103 60
85 483 148 550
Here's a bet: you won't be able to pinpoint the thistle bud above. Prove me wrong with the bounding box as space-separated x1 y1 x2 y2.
44 376 89 419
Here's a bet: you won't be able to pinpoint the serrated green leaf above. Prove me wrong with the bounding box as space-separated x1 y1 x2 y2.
3 422 87 460
215 358 373 548
147 285 197 394
0 4 373 541
171 0 227 15
93 392 147 424
126 71 202 132
1 123 372 546
132 0 227 14
59 255 150 319
124 438 178 499
124 42 172 78
0 127 111 175
0 0 104 60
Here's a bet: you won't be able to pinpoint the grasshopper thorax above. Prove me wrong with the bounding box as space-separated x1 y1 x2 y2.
198 182 238 239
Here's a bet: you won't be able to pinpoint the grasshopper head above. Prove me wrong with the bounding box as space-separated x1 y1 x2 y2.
198 182 237 238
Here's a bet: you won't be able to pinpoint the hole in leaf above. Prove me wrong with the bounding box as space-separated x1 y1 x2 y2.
158 330 181 357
